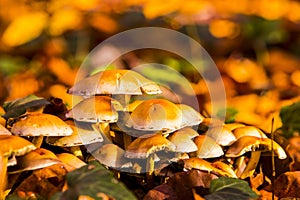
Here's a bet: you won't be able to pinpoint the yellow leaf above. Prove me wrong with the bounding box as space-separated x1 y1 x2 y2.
89 14 118 34
2 12 48 47
49 8 82 36
143 0 181 19
47 57 77 86
209 19 240 39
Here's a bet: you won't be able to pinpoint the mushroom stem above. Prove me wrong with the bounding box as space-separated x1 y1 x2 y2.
240 151 261 179
32 135 44 148
94 123 112 143
234 156 246 177
0 154 8 200
146 154 155 188
70 146 84 160
115 94 132 149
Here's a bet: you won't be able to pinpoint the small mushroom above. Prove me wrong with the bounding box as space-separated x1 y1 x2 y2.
126 99 184 134
0 135 36 199
125 134 175 187
125 134 175 173
67 69 162 96
232 126 267 139
211 161 237 178
177 104 204 127
57 153 86 172
192 135 224 158
168 127 199 154
65 96 121 123
92 144 130 169
11 113 73 148
46 121 103 147
65 96 120 143
8 148 61 174
183 157 235 177
206 125 237 146
225 136 287 179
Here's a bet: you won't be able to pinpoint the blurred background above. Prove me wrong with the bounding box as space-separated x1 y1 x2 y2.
0 0 300 132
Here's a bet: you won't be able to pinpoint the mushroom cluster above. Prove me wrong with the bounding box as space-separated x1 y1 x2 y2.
0 68 289 199
65 68 288 186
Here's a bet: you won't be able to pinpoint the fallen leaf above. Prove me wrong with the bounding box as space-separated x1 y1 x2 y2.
52 161 137 200
2 11 48 46
144 170 218 200
205 177 258 200
264 171 300 198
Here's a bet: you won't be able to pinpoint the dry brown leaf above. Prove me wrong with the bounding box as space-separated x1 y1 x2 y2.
14 164 68 199
144 170 217 200
263 171 300 198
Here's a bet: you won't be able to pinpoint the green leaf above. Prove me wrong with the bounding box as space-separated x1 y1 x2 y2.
279 101 300 138
51 161 137 200
205 177 258 200
217 107 238 123
2 94 49 119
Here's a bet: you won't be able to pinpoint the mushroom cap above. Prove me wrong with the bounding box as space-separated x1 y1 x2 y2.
225 136 287 159
168 135 198 153
68 69 162 96
183 158 237 178
0 124 11 135
183 157 216 173
0 135 36 157
168 127 199 153
57 153 86 171
206 125 237 146
125 134 176 159
66 96 120 123
232 126 267 139
8 148 61 174
177 104 203 127
11 113 73 136
93 144 127 168
211 161 237 178
46 121 103 147
173 127 199 139
126 99 184 133
193 135 224 158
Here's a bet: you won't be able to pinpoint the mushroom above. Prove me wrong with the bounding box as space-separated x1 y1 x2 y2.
8 148 61 174
46 121 103 147
192 135 224 159
125 134 176 175
225 136 287 179
168 127 199 159
177 104 204 127
206 125 237 146
0 135 36 199
229 126 267 177
125 134 176 187
126 99 194 135
92 144 130 169
57 153 86 172
67 69 162 97
65 95 122 144
182 157 236 177
232 126 267 139
11 113 73 148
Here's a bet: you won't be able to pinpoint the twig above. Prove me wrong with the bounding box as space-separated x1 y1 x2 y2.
271 117 275 200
